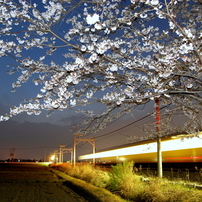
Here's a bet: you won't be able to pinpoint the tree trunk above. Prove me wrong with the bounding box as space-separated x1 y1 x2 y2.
155 98 163 178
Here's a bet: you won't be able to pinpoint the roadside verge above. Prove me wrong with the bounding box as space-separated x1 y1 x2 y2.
51 168 129 202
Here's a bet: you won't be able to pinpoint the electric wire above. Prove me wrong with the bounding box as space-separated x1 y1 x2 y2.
76 104 170 149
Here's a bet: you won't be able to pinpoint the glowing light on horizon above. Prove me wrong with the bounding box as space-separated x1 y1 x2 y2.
50 155 55 161
79 133 202 160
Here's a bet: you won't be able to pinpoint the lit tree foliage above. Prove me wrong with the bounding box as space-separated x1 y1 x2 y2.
0 0 201 133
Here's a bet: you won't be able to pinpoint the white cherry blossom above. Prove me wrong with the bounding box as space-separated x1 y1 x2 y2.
86 13 100 25
150 0 159 5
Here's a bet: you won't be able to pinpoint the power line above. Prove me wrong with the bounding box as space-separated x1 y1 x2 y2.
94 104 170 139
64 104 171 149
0 146 57 150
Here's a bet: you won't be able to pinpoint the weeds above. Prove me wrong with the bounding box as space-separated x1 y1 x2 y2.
107 161 144 200
53 163 110 188
75 164 94 182
142 178 202 202
109 161 134 191
90 169 110 188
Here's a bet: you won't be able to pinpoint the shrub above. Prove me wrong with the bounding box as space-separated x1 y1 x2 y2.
60 163 73 174
78 164 95 182
90 170 110 188
108 161 135 191
142 178 168 202
108 161 144 200
69 164 81 178
63 163 94 183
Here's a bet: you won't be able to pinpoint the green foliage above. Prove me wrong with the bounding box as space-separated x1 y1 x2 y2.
69 164 81 178
108 161 144 200
108 161 135 191
142 178 202 202
142 178 168 202
77 164 95 182
56 163 110 188
90 170 110 188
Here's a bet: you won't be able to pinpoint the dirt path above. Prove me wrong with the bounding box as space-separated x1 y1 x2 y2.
0 163 88 202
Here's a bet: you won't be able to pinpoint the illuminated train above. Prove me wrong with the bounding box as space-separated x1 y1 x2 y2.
79 132 202 167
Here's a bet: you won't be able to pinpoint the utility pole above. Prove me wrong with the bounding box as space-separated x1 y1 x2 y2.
73 132 96 167
59 145 65 163
155 98 163 178
74 133 82 167
54 150 59 164
10 148 16 162
61 148 73 163
44 146 47 162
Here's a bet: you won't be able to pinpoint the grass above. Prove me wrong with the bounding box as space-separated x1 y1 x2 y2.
51 168 128 202
50 162 202 202
108 161 144 200
142 178 202 202
55 163 110 188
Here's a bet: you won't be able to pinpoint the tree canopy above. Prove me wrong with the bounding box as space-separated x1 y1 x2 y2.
0 0 201 133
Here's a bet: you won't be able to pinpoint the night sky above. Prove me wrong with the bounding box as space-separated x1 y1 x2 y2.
0 60 153 161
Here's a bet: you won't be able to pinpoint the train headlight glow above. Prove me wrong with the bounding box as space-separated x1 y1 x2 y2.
79 133 202 160
50 155 55 161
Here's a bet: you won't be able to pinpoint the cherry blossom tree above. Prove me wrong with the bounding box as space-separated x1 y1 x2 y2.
0 0 201 131
0 0 201 179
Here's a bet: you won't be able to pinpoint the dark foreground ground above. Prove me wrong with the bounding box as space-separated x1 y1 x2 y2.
0 162 88 202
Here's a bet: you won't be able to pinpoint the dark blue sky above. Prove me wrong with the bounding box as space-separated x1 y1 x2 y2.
0 60 153 161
